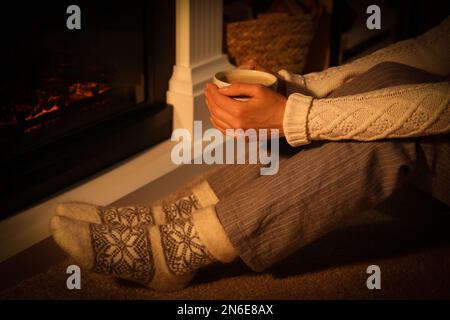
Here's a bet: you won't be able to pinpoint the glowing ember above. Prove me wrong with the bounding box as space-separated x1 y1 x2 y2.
25 104 60 121
2 81 112 125
69 82 111 99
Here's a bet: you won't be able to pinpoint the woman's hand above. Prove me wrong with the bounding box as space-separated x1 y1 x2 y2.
204 83 287 136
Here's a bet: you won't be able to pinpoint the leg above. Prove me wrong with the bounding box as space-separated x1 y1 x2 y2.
207 163 263 199
51 204 237 292
207 61 447 201
54 180 219 226
50 61 449 290
216 136 450 271
212 61 450 271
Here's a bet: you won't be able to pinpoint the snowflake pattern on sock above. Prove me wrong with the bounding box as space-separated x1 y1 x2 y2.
90 224 155 285
98 206 154 227
160 219 215 275
162 194 201 222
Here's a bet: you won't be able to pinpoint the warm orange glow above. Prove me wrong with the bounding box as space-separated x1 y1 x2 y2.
22 81 112 122
25 104 60 121
69 82 111 99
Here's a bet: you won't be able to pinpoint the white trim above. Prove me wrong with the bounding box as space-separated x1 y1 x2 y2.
0 0 231 263
167 0 233 135
0 139 182 263
0 130 237 263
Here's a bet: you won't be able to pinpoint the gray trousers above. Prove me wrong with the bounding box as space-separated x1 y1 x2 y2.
206 62 450 271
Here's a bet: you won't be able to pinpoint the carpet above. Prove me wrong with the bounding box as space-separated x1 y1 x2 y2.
2 167 450 300
2 207 450 300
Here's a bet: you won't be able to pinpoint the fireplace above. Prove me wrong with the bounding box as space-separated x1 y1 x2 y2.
0 2 175 217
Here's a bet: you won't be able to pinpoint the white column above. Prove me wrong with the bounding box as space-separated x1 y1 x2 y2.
167 0 233 135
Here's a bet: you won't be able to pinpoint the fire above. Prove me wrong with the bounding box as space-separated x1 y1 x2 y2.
25 104 60 121
21 81 112 122
69 82 111 99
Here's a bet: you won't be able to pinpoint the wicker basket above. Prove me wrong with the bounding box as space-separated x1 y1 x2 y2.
226 12 318 73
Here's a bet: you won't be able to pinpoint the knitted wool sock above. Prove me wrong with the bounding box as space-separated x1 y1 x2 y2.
55 181 218 227
50 206 236 292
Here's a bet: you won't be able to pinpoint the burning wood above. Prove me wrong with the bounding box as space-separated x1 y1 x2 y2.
1 81 112 127
69 82 111 100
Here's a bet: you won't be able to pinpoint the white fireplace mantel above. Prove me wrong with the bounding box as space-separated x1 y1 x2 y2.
0 0 232 263
168 0 233 134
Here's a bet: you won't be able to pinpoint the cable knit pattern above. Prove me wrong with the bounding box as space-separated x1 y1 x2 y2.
278 16 450 147
278 17 450 98
285 82 450 146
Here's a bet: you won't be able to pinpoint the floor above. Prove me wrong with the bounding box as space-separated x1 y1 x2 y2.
0 163 216 294
1 163 450 299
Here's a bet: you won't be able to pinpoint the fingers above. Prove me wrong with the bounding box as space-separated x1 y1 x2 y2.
205 83 262 131
218 83 265 98
207 84 243 113
205 91 235 126
209 117 227 134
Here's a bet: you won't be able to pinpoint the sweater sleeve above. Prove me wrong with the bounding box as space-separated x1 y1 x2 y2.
283 82 450 147
278 16 450 98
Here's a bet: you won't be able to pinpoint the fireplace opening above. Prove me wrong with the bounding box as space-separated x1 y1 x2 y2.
0 2 175 217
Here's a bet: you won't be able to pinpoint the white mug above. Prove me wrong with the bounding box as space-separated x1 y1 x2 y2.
213 69 278 101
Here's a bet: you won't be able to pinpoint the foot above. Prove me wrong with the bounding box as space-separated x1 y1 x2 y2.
55 181 218 227
51 206 236 291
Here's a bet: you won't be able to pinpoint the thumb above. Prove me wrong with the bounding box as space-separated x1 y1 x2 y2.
218 83 263 97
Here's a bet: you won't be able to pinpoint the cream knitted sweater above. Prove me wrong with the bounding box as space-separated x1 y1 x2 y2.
278 17 450 147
